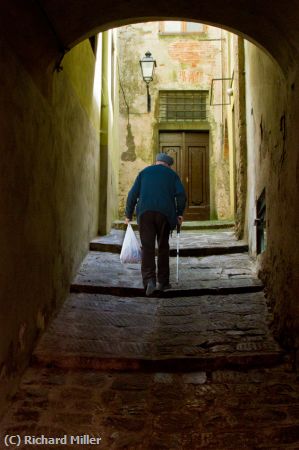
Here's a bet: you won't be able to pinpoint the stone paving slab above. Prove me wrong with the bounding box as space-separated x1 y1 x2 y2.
33 292 283 371
90 230 248 255
1 364 299 449
113 219 235 231
71 251 263 296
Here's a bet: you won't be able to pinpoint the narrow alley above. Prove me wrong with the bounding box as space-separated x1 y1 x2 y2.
1 224 299 449
1 1 299 449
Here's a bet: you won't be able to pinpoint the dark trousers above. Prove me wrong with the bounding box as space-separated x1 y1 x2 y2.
139 211 170 287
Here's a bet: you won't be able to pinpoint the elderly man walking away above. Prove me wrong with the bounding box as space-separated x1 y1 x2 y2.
125 152 186 296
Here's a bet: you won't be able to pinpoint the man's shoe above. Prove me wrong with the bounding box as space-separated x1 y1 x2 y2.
157 282 172 291
146 279 156 296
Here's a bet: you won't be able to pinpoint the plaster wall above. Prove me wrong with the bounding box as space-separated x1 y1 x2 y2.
221 33 248 238
117 22 231 220
221 32 237 220
244 43 287 255
106 31 121 230
244 42 299 346
233 37 247 239
0 38 101 416
99 31 120 235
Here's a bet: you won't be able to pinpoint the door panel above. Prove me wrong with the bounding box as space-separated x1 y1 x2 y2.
188 146 205 206
159 131 210 220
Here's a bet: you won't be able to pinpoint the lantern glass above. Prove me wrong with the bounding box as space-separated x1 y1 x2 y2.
140 52 156 83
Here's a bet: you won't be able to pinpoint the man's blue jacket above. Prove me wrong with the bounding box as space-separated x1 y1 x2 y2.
125 164 187 229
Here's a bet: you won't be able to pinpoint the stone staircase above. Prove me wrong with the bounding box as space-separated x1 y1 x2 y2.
3 223 299 450
32 223 285 373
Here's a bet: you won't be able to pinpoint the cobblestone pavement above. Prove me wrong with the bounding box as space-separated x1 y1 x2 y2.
1 364 299 449
1 229 299 449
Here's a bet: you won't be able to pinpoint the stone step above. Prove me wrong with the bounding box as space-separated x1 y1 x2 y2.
113 219 235 231
33 351 284 372
70 283 264 297
33 292 285 372
71 251 263 297
90 229 248 256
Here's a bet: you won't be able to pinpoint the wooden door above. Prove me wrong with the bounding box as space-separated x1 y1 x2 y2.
159 131 210 220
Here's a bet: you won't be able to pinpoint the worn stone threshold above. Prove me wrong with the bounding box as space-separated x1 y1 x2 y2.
90 242 248 255
72 251 260 297
90 229 248 255
32 351 285 372
70 283 264 297
113 219 235 231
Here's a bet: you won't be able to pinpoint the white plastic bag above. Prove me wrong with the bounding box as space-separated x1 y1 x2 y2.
120 224 142 264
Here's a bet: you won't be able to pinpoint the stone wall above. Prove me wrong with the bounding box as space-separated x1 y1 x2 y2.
117 22 231 220
0 39 101 417
99 31 120 235
220 33 247 237
244 42 299 348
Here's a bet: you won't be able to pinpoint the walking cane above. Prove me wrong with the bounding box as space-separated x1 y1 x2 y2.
176 222 181 283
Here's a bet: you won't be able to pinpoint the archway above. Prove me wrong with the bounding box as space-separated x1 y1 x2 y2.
1 1 298 77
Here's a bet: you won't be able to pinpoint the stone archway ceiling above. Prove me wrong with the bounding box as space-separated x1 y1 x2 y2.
1 0 299 75
39 0 299 72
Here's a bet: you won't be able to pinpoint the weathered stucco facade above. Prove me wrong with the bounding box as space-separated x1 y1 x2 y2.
99 31 120 235
220 33 248 238
117 22 231 221
0 38 100 413
0 31 120 416
243 42 298 348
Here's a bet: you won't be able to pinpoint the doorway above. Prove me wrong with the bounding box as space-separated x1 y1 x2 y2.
159 131 210 220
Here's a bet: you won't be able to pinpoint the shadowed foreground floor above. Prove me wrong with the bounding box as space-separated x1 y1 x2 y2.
1 229 299 449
